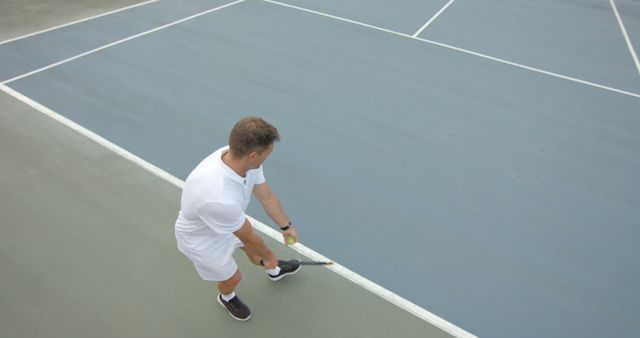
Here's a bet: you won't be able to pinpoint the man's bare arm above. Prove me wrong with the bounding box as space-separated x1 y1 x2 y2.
233 218 277 268
253 182 298 244
253 182 289 227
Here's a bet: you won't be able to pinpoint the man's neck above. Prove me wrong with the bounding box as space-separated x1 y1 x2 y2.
222 151 247 177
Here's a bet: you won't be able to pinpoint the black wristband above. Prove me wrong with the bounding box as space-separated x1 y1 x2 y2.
280 221 292 231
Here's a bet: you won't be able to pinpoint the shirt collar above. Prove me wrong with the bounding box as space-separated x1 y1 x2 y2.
218 146 246 185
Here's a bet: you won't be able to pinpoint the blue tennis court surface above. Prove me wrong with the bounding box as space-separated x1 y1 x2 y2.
2 1 639 337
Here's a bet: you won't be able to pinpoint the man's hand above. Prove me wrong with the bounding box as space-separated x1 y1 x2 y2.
283 226 298 246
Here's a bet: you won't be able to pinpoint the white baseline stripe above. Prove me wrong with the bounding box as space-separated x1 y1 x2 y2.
262 0 640 99
609 0 640 75
413 0 455 38
0 0 161 46
0 82 478 338
2 0 246 85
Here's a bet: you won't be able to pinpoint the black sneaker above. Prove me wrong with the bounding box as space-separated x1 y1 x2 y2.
268 259 302 281
217 294 251 321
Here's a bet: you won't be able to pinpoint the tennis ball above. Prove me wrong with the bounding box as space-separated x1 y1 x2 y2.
287 236 296 245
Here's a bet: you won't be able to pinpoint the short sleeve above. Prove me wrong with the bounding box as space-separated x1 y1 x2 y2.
254 165 266 185
196 202 245 233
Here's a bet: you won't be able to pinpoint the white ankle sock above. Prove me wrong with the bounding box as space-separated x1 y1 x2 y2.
266 266 281 276
221 292 236 302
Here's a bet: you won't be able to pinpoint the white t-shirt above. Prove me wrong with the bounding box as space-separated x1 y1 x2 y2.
175 146 265 262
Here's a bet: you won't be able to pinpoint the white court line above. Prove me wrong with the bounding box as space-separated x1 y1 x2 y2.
0 0 161 46
1 0 247 85
0 82 478 338
263 0 640 99
413 0 455 38
609 0 640 75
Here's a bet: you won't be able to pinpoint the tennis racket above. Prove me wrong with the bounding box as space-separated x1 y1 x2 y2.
296 259 333 266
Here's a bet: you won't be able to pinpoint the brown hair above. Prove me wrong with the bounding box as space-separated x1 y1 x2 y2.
228 117 280 157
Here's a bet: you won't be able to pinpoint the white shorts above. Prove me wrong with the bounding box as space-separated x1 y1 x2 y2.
175 233 244 281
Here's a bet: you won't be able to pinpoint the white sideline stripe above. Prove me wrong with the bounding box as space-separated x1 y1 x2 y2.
0 0 161 46
1 82 477 338
262 0 640 99
609 0 640 75
1 0 247 85
413 0 455 38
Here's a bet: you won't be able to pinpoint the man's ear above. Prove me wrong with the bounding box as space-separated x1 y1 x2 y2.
247 151 258 161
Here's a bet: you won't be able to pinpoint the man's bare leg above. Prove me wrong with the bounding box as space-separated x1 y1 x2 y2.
240 246 263 266
217 269 241 295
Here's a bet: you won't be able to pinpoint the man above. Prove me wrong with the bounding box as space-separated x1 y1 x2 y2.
175 116 300 321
